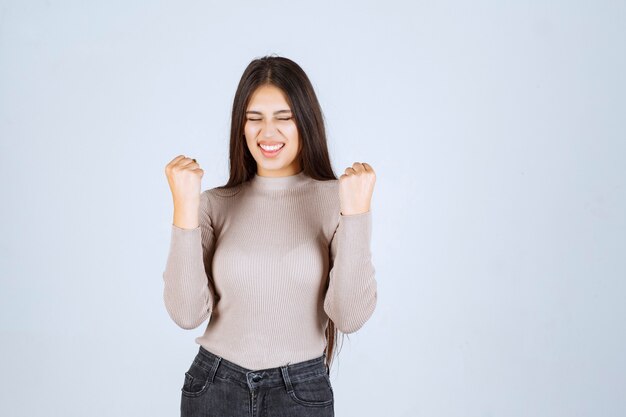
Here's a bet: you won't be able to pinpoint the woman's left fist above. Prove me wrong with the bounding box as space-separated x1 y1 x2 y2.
338 162 376 215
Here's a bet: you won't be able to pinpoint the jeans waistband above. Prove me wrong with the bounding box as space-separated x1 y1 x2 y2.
195 345 329 391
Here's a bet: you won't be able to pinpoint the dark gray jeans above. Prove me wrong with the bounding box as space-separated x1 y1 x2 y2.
181 346 334 417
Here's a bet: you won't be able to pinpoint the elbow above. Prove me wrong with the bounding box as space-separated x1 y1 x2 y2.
163 292 212 330
336 320 363 334
326 290 377 334
166 308 211 330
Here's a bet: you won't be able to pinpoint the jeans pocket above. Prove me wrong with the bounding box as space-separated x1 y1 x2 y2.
181 359 212 398
288 373 334 407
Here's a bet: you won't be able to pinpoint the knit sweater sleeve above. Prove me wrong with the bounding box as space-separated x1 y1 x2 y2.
162 190 217 330
323 210 378 333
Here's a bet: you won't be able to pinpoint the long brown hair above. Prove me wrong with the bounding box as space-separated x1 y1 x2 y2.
216 54 345 373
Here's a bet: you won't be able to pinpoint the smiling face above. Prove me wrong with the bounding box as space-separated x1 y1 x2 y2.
244 84 302 177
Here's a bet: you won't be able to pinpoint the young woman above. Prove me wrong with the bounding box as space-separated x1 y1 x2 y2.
163 55 377 417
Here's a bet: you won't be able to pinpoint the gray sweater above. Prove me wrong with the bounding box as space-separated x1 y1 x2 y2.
162 170 377 370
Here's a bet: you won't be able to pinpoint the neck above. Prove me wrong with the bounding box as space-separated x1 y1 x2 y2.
250 170 310 190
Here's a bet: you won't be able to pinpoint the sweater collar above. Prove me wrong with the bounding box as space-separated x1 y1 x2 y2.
250 170 310 190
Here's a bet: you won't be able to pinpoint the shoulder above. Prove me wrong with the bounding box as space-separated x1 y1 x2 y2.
304 178 342 228
201 183 246 214
307 177 340 201
309 177 339 188
204 183 245 198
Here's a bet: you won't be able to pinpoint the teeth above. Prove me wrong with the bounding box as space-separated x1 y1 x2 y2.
260 143 284 151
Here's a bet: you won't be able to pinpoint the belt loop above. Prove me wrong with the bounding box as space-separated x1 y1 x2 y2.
280 365 294 393
322 352 329 375
208 356 222 384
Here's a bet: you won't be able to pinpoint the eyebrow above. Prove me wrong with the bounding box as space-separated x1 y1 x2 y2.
245 109 292 115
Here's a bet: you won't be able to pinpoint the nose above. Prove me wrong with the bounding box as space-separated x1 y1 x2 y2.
262 120 277 138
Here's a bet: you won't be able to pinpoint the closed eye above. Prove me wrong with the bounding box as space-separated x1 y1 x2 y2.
246 117 292 121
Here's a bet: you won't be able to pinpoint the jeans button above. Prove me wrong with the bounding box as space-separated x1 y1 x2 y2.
252 374 262 382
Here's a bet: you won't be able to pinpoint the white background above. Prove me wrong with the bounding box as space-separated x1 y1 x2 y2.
1 1 624 416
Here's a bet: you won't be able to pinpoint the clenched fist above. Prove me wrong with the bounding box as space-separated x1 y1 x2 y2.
165 155 204 229
338 162 376 216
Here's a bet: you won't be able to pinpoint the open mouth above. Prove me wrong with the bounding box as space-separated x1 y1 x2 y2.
259 143 285 157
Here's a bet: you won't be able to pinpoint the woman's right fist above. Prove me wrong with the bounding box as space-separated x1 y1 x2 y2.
165 155 204 205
